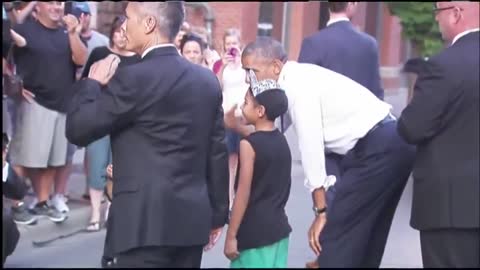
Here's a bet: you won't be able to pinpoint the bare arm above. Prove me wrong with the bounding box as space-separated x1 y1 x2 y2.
68 32 88 66
63 14 88 66
226 139 255 239
11 2 37 24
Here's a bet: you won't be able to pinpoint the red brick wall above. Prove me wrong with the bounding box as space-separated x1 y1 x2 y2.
379 4 403 67
96 1 127 37
186 2 259 53
286 2 321 60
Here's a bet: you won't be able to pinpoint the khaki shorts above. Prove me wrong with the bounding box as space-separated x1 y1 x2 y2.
9 99 68 168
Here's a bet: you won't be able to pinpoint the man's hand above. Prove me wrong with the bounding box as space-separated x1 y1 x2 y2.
224 104 238 130
88 54 121 86
106 164 113 180
308 214 327 256
62 14 81 34
22 89 35 104
224 235 240 261
204 227 223 251
306 259 320 269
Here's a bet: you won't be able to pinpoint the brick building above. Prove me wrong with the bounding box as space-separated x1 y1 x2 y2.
91 1 412 94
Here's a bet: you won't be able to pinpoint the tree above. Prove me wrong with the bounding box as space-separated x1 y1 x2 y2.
387 2 444 58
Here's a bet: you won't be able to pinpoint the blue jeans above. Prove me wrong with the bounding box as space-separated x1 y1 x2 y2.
86 136 111 191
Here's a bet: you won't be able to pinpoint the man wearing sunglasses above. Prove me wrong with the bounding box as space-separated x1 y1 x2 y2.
398 1 479 268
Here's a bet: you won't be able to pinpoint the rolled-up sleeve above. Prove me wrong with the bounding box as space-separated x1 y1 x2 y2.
290 91 336 193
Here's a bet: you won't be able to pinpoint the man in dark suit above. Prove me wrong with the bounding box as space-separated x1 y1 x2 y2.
66 2 229 268
298 2 384 100
398 2 479 268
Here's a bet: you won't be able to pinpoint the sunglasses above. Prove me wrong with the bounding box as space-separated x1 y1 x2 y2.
433 6 463 14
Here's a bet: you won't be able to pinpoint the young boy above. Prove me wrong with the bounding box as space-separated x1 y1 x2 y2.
224 78 292 268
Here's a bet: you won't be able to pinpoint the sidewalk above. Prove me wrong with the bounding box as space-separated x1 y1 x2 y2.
15 148 95 244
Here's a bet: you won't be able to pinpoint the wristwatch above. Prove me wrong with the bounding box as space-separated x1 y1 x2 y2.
313 206 327 217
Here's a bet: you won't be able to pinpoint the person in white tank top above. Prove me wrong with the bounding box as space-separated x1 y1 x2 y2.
214 28 248 208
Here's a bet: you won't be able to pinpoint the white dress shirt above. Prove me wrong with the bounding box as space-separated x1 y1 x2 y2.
278 61 392 192
141 43 178 59
326 17 350 27
451 28 480 45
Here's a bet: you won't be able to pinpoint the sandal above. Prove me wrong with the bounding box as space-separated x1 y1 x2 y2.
86 221 101 232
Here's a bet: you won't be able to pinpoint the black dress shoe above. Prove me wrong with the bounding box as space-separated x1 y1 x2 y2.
101 256 114 268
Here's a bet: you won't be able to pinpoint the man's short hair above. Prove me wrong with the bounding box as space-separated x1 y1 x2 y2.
141 2 185 42
328 2 349 13
242 37 288 63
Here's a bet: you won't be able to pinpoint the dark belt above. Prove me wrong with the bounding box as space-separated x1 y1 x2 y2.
365 113 396 138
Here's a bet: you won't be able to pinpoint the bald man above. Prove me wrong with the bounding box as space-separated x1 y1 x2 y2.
398 2 479 268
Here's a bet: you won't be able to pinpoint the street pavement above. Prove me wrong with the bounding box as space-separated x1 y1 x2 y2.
4 88 423 268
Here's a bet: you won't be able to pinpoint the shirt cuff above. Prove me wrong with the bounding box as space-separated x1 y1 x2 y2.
305 175 337 193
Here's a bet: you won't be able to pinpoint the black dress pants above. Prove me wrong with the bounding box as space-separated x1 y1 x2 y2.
317 121 415 268
113 245 203 268
420 228 480 268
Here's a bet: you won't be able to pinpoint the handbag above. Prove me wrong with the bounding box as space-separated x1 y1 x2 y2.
2 45 23 98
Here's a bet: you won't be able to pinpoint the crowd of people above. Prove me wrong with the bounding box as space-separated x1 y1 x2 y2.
2 1 479 268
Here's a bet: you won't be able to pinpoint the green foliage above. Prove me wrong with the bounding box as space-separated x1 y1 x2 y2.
387 2 443 57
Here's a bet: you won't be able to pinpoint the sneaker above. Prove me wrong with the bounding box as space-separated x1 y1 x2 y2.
29 197 38 210
12 202 38 225
29 201 67 223
63 194 70 204
51 194 70 213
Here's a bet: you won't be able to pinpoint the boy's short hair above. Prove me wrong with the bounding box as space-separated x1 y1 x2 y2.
252 88 288 121
3 133 9 152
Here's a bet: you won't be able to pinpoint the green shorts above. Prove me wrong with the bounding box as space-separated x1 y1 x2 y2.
230 237 289 268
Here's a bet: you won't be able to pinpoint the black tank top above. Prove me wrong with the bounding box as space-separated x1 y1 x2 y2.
234 129 292 251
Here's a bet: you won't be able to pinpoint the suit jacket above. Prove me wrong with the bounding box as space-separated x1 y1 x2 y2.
398 31 480 230
66 46 229 253
298 21 384 100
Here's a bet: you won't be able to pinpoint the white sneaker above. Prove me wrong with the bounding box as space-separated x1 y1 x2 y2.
63 194 69 204
51 194 70 213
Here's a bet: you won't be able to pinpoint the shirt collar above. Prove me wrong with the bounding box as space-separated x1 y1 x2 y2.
326 17 350 27
452 28 480 45
277 61 293 88
141 44 177 59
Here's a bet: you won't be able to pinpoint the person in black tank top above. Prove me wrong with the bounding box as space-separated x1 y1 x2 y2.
224 77 292 268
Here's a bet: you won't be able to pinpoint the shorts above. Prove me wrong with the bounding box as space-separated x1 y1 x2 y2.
9 99 68 168
226 129 240 154
230 237 289 268
86 136 111 191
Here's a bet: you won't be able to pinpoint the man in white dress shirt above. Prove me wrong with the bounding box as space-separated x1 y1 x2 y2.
225 37 415 268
